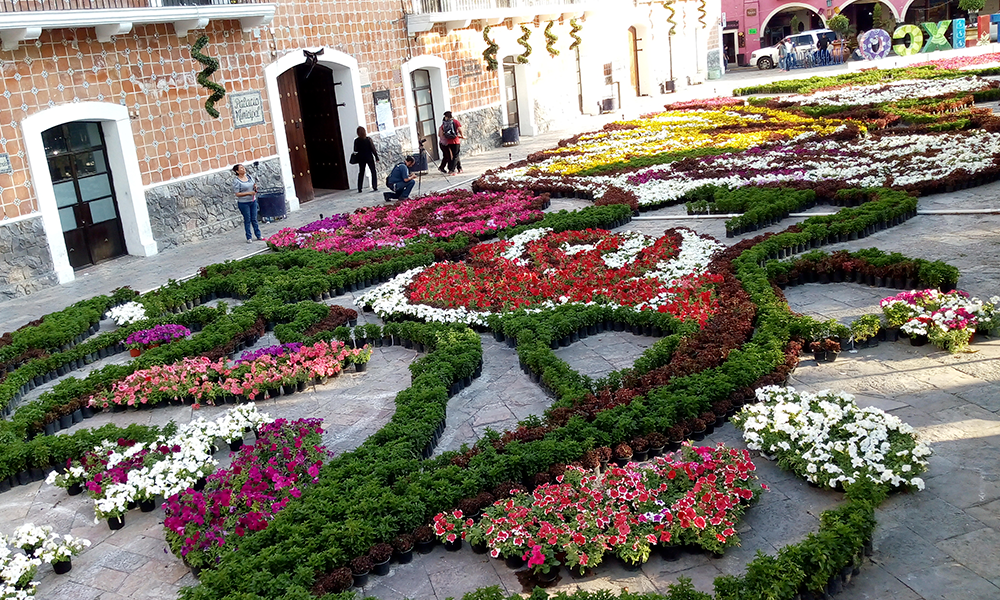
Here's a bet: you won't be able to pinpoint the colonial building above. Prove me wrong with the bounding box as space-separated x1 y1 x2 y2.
0 0 720 300
722 0 985 68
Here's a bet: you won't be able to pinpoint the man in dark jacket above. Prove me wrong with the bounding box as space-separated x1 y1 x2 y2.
384 156 417 202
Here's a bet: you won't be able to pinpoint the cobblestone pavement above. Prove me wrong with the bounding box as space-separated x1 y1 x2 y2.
4 66 1000 599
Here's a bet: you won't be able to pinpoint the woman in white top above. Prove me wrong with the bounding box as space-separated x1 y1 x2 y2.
232 163 262 243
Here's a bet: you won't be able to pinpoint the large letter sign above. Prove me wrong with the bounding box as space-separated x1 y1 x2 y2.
858 29 892 60
953 18 966 49
920 20 953 52
893 24 924 56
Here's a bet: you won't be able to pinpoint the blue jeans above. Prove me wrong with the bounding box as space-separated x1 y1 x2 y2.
238 201 261 240
391 179 415 199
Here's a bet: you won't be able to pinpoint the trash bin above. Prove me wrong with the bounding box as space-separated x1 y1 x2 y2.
501 125 519 147
256 189 286 219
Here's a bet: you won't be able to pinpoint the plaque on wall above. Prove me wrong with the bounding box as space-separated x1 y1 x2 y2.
0 153 11 174
373 90 394 133
229 91 266 129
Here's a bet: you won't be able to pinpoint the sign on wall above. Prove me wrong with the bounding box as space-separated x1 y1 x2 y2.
0 153 11 175
229 91 266 129
373 90 394 133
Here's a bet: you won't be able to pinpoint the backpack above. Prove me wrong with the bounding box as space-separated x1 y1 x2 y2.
442 119 458 140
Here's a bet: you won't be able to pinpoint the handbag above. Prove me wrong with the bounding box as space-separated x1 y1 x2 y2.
349 152 359 165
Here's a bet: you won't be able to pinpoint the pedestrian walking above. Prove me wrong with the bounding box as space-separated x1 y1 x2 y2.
232 163 262 244
438 111 463 175
353 126 379 193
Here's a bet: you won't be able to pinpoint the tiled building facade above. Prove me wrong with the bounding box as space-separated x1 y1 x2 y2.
0 0 719 300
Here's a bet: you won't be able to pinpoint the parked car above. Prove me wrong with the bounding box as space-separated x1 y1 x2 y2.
751 29 839 70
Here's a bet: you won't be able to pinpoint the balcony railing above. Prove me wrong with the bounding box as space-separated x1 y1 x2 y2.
409 0 585 15
0 0 265 11
0 0 275 49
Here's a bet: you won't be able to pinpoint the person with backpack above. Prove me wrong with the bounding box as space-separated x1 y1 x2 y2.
438 111 463 175
384 156 417 202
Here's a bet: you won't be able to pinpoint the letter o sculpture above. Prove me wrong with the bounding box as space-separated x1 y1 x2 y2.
893 24 925 56
859 29 892 60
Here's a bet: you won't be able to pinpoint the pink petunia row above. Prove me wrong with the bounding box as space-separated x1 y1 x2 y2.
87 340 370 409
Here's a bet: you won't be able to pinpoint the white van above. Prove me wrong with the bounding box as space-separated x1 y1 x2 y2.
751 29 839 70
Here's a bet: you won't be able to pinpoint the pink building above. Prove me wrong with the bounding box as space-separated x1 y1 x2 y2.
720 0 986 67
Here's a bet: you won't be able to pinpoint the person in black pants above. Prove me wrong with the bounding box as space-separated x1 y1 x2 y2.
354 126 379 193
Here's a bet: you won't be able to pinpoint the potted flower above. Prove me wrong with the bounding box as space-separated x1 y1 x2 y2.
431 509 473 551
612 442 633 467
93 485 132 530
368 542 393 576
392 534 414 564
38 533 92 574
10 524 52 557
850 314 881 348
349 555 372 588
465 520 488 554
125 324 191 356
413 525 436 554
524 544 562 584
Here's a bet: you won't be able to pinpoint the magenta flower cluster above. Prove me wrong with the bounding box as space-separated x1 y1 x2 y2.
125 324 191 348
297 214 350 233
162 418 329 568
235 343 304 365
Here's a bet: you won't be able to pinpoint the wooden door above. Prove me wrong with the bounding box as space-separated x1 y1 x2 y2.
411 69 439 161
278 69 314 203
296 64 348 191
43 122 126 269
503 59 519 127
628 27 641 97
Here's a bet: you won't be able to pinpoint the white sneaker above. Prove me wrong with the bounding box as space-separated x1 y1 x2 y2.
247 239 253 244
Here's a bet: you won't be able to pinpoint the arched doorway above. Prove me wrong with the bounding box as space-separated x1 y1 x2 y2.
761 6 826 46
22 102 157 285
43 122 127 269
277 64 348 202
265 48 364 209
628 26 641 97
401 55 450 164
503 56 521 132
841 1 900 32
902 0 964 27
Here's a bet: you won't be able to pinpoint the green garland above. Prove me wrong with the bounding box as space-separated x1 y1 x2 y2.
664 0 678 36
190 35 226 119
569 18 583 50
545 21 559 57
517 24 532 64
482 26 499 72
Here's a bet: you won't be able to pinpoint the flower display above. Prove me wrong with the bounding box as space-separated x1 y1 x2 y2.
267 189 544 253
780 77 995 106
163 418 329 569
0 525 90 596
880 289 996 352
105 301 147 326
357 228 723 326
470 444 763 571
86 339 368 409
733 386 931 490
125 324 191 349
35 534 90 564
46 405 273 522
431 510 474 543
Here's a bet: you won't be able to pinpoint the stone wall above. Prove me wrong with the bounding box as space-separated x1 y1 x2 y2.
145 158 283 249
456 106 504 155
0 218 57 301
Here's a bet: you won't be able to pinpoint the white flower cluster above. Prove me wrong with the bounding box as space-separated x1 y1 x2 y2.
0 525 91 596
782 77 993 106
57 405 274 523
105 301 147 326
356 229 720 325
500 227 552 265
734 386 930 491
